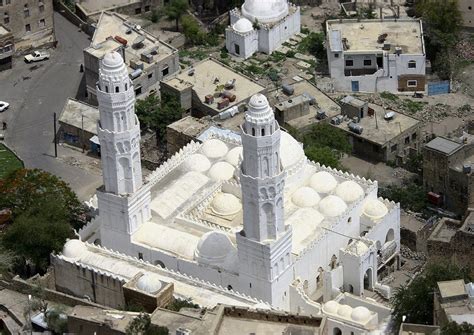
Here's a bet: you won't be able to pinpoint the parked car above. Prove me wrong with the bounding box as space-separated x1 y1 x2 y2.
24 51 50 63
0 101 9 112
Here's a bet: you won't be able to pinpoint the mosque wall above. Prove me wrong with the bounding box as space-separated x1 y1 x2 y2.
225 29 259 59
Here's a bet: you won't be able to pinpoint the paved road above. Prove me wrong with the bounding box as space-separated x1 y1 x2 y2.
1 12 102 201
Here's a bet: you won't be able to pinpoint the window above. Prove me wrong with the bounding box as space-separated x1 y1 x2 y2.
39 19 45 28
407 80 417 87
0 1 3 6
408 60 416 68
334 53 339 58
345 59 353 67
125 83 128 90
24 5 29 17
391 144 398 152
234 44 240 55
161 66 169 77
5 0 9 4
138 252 143 260
261 128 265 136
364 59 372 66
105 86 109 93
469 6 472 10
115 86 119 93
145 5 150 12
148 73 153 79
405 136 410 144
4 12 8 24
135 7 141 14
25 24 31 32
412 133 417 140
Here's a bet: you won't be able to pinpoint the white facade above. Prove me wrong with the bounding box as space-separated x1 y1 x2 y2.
225 0 301 59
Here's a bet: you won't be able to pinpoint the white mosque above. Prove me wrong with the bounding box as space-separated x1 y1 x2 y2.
64 51 401 333
225 0 301 59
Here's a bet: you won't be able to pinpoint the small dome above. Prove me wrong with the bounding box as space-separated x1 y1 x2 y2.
348 241 369 255
280 132 305 171
102 51 123 68
233 18 254 33
225 147 243 167
211 193 242 216
335 181 364 203
249 93 269 110
136 273 162 294
337 304 353 318
195 231 236 265
242 0 289 23
351 306 371 323
292 187 321 207
62 239 87 259
363 199 388 220
310 171 338 194
208 162 235 181
246 93 274 124
201 139 228 158
183 154 211 172
319 195 347 217
323 300 339 314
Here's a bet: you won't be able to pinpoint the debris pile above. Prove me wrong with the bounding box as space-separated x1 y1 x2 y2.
400 244 426 261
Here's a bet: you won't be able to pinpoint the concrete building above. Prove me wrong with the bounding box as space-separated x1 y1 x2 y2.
326 19 426 93
0 0 54 51
0 23 13 71
166 116 211 155
422 137 474 214
434 279 474 328
84 11 179 105
75 0 163 23
459 0 474 29
225 0 301 59
333 98 422 165
160 58 265 117
399 323 440 335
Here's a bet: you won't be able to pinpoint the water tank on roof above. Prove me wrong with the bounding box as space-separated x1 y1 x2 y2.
463 164 472 174
282 84 294 96
316 110 326 120
348 122 363 134
130 68 142 79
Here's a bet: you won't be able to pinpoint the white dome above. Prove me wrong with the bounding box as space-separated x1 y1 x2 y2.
246 94 274 124
241 0 289 23
319 195 347 217
136 273 162 294
233 18 254 33
195 231 236 265
225 147 243 167
292 187 321 207
335 181 364 203
211 193 242 216
62 239 87 259
351 306 371 323
280 131 305 171
201 139 228 158
102 51 123 69
208 162 235 181
310 171 338 194
323 300 339 314
348 241 369 255
363 199 388 220
183 154 211 172
337 304 353 318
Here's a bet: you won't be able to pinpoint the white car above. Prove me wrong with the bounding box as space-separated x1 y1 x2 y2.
24 51 50 63
0 101 9 112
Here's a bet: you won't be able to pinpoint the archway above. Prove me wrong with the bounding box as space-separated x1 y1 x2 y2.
333 327 342 335
227 285 233 291
93 238 101 246
154 260 165 268
316 267 324 289
385 228 394 243
364 268 373 290
330 255 337 270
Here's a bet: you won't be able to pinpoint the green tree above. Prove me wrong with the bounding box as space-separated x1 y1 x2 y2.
165 298 199 312
2 197 74 272
304 146 343 170
302 123 352 154
441 321 474 335
0 246 16 276
379 183 427 213
165 0 189 31
0 169 86 230
298 32 326 60
181 15 205 45
45 307 68 335
126 313 169 335
391 262 471 327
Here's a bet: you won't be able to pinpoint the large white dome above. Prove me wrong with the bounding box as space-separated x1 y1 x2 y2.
208 162 235 181
211 193 242 216
362 199 388 220
233 18 254 33
280 131 305 171
310 171 338 194
136 273 162 294
183 153 211 173
337 304 353 318
62 239 87 259
241 0 289 23
225 147 243 167
323 300 339 314
319 195 347 217
351 306 371 323
201 139 228 158
194 231 236 266
292 186 321 207
335 181 364 203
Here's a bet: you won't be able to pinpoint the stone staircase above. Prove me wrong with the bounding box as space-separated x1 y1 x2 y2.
365 289 389 305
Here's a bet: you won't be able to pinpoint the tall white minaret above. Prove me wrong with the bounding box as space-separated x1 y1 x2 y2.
96 51 151 250
236 93 292 309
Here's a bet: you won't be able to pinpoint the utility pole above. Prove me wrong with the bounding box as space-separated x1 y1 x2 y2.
81 114 85 153
27 294 32 335
53 112 57 158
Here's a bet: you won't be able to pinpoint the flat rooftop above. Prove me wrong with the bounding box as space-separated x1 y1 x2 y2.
167 116 211 138
334 102 421 146
168 59 265 114
76 0 141 15
327 19 424 54
59 98 99 134
438 280 467 300
425 137 463 156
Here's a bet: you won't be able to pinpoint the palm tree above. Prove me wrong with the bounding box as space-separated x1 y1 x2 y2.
165 0 189 31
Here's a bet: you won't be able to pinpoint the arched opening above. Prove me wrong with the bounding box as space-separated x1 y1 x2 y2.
154 260 165 268
330 255 337 270
347 217 352 223
105 85 109 93
360 230 368 237
252 128 256 136
93 238 101 246
364 268 373 290
227 285 233 291
261 128 265 136
115 86 119 93
348 284 354 293
316 267 324 288
408 60 416 68
385 228 394 243
347 238 353 245
333 327 342 335
125 83 128 90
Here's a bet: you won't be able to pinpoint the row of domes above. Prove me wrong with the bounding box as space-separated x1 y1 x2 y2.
323 300 373 323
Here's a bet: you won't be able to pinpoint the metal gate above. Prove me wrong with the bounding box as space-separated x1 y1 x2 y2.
427 81 450 96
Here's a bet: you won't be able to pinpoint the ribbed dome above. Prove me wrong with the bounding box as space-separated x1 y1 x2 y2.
335 181 364 203
351 306 371 323
102 51 123 69
337 304 353 318
194 231 236 265
208 162 235 181
319 195 347 217
241 0 289 23
136 273 162 294
62 239 87 259
211 193 242 216
233 18 254 33
292 186 321 207
201 139 229 158
323 300 339 314
245 94 274 124
310 171 338 194
280 131 305 170
183 154 211 172
225 147 243 167
362 199 388 220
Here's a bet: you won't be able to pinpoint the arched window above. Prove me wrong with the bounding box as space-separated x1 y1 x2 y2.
154 260 165 268
125 83 128 90
386 228 395 243
333 327 342 335
262 128 265 136
252 128 256 136
115 86 119 93
105 86 109 93
408 60 416 69
227 285 233 291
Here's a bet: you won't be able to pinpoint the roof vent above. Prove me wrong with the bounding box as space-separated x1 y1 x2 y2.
132 35 145 49
125 28 132 35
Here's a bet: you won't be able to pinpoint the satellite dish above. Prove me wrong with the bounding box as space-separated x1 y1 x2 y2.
384 111 395 120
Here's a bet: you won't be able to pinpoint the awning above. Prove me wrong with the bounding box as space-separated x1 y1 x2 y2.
89 135 100 145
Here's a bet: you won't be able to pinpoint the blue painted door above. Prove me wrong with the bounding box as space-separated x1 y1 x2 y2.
351 81 359 92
